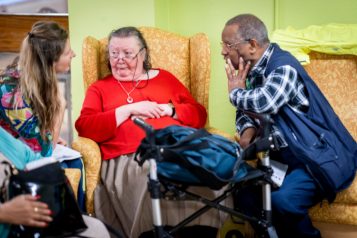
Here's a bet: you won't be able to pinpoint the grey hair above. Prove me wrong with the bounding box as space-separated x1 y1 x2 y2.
226 14 270 46
106 27 152 72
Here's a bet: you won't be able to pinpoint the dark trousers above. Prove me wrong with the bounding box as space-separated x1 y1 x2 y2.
235 147 324 238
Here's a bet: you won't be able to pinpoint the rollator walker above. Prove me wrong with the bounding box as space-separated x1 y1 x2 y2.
134 112 280 238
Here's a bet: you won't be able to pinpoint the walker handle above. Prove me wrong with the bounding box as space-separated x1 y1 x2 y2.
244 112 271 138
134 118 156 145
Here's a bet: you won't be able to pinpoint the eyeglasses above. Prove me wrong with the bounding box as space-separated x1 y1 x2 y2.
110 47 144 61
220 39 250 51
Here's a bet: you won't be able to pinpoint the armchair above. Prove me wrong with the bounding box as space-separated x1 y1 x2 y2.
72 27 233 216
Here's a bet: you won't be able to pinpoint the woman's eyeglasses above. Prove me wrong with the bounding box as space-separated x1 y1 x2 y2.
110 47 144 61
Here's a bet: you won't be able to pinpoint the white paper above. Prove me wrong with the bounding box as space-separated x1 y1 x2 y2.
51 144 82 162
270 160 288 187
26 157 57 171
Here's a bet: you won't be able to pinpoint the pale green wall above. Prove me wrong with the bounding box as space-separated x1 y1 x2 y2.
68 0 357 139
276 0 357 30
68 0 155 138
155 0 275 137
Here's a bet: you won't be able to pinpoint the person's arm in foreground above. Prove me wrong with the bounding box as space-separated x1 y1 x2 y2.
0 195 52 227
0 127 52 228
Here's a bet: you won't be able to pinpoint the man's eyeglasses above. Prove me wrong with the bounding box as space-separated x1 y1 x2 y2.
220 39 250 51
110 47 144 61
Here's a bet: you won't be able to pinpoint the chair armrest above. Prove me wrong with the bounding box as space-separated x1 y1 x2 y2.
64 168 81 199
72 136 101 216
205 125 233 142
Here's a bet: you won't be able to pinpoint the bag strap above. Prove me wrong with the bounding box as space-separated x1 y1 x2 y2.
177 128 211 145
155 127 208 145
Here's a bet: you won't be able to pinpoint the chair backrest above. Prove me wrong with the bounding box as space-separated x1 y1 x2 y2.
304 51 357 140
82 27 211 126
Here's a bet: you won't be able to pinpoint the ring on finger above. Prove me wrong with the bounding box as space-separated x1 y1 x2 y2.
34 207 38 213
21 194 25 200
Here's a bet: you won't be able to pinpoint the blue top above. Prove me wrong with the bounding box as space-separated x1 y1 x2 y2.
0 126 43 238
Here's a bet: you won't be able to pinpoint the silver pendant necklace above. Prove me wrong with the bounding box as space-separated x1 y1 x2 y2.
117 79 141 103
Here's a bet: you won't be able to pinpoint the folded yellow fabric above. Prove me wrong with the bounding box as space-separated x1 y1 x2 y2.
271 24 357 65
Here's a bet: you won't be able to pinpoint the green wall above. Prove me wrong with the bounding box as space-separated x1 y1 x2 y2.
154 0 275 137
68 0 357 139
276 0 357 30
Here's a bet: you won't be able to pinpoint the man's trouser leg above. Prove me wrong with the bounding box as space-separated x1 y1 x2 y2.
235 147 324 238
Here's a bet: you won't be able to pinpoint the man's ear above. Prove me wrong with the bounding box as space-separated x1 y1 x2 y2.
248 39 258 54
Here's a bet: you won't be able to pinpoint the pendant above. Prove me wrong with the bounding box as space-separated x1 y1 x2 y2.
127 96 133 104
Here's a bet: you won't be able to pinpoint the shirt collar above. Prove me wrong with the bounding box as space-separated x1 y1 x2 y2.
248 43 273 79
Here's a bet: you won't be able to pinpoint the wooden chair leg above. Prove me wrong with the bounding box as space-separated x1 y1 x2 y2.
216 228 221 238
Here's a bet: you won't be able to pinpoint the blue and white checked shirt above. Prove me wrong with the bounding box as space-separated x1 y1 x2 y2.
229 44 310 147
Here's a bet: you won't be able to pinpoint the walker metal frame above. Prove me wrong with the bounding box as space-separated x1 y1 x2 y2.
134 113 279 238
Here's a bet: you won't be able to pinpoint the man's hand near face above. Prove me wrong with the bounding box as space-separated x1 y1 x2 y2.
225 57 251 93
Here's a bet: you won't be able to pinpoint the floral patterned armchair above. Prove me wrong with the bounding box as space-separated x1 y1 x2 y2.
72 27 233 216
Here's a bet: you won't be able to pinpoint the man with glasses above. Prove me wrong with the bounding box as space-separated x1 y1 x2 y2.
222 14 357 238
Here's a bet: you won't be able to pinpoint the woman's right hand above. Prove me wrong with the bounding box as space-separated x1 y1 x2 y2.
0 194 52 227
116 101 165 127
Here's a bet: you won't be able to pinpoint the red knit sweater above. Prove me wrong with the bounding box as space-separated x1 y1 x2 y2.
75 69 207 160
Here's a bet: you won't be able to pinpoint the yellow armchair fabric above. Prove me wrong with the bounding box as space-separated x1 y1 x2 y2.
74 27 233 216
64 168 81 199
72 137 101 216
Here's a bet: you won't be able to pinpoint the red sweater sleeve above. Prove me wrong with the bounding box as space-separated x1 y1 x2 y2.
75 85 117 143
172 82 207 129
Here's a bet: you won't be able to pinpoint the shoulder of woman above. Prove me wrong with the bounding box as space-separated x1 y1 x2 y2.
90 74 115 86
155 68 178 80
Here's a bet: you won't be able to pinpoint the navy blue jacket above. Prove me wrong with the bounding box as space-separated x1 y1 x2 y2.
265 43 357 203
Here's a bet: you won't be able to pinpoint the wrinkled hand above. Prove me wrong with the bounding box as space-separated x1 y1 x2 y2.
57 136 67 146
0 195 52 227
225 58 251 93
129 101 165 119
131 104 173 121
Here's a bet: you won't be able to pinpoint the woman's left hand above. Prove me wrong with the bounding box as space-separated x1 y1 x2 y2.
57 136 67 146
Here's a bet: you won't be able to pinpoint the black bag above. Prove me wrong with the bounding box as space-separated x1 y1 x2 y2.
2 161 87 238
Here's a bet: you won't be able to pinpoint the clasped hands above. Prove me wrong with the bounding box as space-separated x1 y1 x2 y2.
225 57 251 93
128 101 174 121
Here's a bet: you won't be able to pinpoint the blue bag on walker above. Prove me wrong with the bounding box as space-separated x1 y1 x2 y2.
135 125 247 190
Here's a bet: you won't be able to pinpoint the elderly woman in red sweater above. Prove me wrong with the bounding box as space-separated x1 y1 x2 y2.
76 27 230 238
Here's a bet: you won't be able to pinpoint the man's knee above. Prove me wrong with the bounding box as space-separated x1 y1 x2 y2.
271 190 295 213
